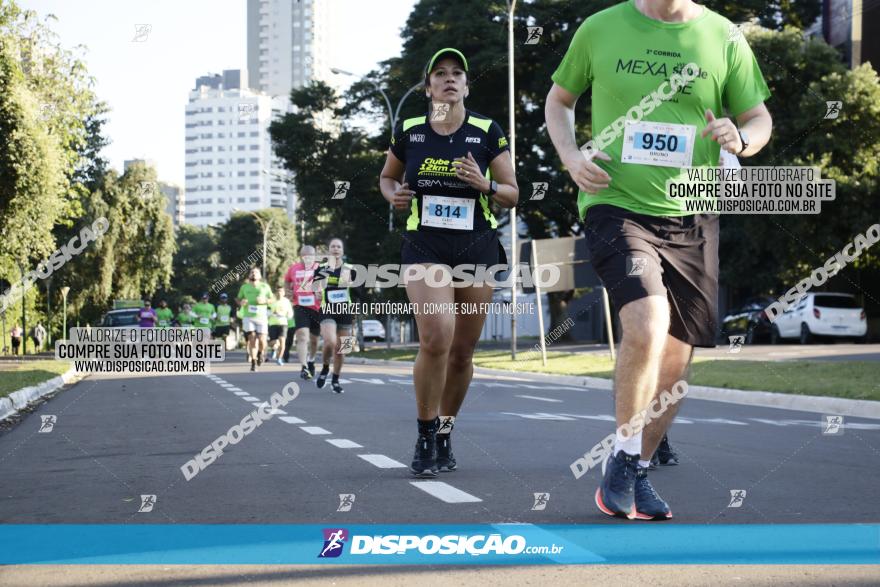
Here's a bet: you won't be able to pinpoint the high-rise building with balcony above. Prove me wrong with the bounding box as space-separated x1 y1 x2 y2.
183 69 292 227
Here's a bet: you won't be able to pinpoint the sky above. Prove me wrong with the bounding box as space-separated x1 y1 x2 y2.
24 0 416 186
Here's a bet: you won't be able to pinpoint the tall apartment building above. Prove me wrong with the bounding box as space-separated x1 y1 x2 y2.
246 0 334 96
822 0 879 69
159 183 185 228
184 69 292 227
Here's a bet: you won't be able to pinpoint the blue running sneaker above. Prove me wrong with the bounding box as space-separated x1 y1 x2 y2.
655 434 679 465
634 466 672 520
594 451 639 519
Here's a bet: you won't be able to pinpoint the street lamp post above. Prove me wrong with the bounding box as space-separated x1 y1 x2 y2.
235 209 273 276
330 68 421 232
17 261 26 355
61 286 70 341
45 276 52 346
507 0 519 360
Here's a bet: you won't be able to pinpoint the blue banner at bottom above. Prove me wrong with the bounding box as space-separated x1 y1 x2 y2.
1 524 878 565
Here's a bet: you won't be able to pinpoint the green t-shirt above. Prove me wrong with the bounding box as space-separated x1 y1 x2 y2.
551 1 770 217
177 311 195 327
236 281 274 319
155 307 174 328
268 298 293 326
287 316 296 328
192 302 216 328
216 303 233 325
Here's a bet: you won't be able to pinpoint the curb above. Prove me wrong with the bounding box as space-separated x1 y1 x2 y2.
0 368 82 422
348 357 880 420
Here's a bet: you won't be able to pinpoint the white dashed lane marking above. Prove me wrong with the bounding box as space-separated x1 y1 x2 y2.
358 454 406 469
326 438 362 449
240 396 260 402
233 391 250 396
279 416 306 424
300 426 331 435
410 481 483 503
516 395 563 403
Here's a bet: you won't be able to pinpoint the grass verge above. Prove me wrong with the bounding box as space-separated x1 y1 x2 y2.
354 348 880 401
0 360 71 399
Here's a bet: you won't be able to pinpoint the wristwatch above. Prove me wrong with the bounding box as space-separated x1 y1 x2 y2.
487 180 498 196
737 129 749 155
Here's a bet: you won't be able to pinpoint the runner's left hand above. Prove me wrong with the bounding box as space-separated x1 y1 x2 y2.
453 152 489 192
701 109 742 154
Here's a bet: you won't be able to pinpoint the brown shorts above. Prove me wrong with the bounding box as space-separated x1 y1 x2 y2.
584 204 720 347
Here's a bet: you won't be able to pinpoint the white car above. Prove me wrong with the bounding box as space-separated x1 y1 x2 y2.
771 293 867 344
361 319 386 342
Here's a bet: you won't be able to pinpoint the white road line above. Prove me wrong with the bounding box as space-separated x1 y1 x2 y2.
358 454 406 468
279 416 306 424
219 384 235 388
516 394 563 403
228 387 243 392
350 378 385 385
300 426 331 435
252 403 287 415
326 438 363 449
240 396 260 402
234 391 250 396
410 481 482 503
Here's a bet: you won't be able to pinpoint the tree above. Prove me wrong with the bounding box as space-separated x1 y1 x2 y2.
161 224 223 309
217 208 299 290
270 82 403 293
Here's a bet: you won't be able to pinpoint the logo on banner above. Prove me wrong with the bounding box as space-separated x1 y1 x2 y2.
318 528 348 558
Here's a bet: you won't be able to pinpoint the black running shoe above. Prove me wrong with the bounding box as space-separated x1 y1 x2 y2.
300 366 312 381
633 467 672 520
436 435 456 471
308 361 316 377
250 359 256 372
316 368 329 389
410 434 438 477
656 434 679 466
331 380 344 394
256 354 263 367
594 451 639 519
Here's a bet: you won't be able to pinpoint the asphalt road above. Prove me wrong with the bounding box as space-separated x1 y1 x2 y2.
1 357 879 526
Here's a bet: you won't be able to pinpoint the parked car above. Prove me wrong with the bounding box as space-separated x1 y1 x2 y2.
720 296 775 344
100 308 141 328
770 293 867 344
361 319 386 342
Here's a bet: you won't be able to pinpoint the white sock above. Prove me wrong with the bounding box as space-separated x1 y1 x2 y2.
437 416 455 435
613 429 642 457
638 460 651 469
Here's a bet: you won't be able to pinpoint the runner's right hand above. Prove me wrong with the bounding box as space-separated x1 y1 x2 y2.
563 149 612 194
391 182 415 209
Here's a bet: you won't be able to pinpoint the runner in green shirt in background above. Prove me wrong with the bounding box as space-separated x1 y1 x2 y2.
214 293 234 343
268 285 294 366
192 293 217 334
282 314 296 363
155 300 174 328
176 303 196 329
236 267 274 372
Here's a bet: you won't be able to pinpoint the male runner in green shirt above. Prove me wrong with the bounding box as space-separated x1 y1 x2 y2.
155 300 174 329
176 303 196 329
236 267 274 372
192 293 216 333
268 285 294 366
546 0 772 520
214 293 234 343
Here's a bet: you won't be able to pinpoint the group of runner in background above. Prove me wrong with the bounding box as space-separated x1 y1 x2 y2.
133 238 355 392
